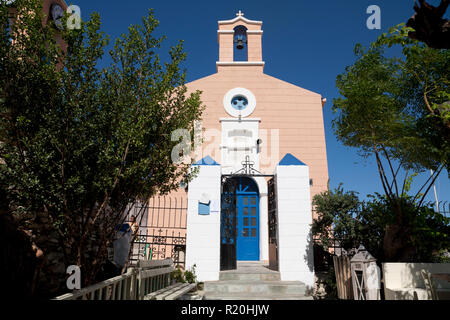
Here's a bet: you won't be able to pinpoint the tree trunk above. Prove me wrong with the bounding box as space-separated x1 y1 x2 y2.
383 224 416 261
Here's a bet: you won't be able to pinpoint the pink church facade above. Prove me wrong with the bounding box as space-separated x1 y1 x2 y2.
145 12 329 285
185 12 328 204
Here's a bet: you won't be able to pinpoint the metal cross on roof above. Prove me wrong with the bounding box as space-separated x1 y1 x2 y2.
226 155 272 177
236 10 244 17
239 155 256 175
222 155 273 178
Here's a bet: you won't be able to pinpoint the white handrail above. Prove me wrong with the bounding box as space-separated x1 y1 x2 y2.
53 259 174 300
53 269 136 300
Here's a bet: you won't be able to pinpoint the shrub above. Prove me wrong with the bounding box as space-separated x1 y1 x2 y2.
312 187 450 263
170 266 185 283
184 264 197 284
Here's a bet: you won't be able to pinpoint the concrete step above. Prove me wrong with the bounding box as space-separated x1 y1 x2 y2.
204 280 307 295
203 293 313 300
219 272 281 281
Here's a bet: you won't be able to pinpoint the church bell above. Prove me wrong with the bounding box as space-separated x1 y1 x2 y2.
234 27 247 50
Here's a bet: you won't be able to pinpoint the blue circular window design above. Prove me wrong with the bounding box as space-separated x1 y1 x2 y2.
231 95 248 110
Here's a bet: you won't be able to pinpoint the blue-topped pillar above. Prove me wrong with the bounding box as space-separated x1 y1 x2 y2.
274 153 314 287
185 156 222 281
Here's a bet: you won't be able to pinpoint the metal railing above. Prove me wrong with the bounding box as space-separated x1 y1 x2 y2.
436 201 450 218
129 197 188 268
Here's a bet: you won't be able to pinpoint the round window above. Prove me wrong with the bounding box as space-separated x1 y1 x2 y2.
223 88 256 118
231 95 248 110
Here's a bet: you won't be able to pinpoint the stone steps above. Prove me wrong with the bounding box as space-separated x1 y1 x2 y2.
204 280 307 295
204 293 313 300
203 261 312 300
219 272 281 282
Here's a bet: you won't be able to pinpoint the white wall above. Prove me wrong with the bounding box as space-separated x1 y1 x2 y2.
275 165 315 287
185 165 222 281
220 118 260 174
383 263 450 300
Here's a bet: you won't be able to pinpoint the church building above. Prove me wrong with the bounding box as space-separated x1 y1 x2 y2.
179 12 329 287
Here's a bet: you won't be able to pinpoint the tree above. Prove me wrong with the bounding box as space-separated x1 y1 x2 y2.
312 187 450 263
0 0 203 297
375 25 450 175
332 26 449 261
311 185 361 251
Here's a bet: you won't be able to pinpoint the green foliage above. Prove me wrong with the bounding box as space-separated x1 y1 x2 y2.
375 24 450 171
410 203 450 262
322 268 338 299
334 44 430 172
332 23 449 261
362 195 450 262
184 264 197 284
333 24 449 191
403 172 418 195
311 184 360 251
170 266 185 284
312 187 390 259
312 187 450 262
432 251 450 263
170 264 197 284
0 0 203 292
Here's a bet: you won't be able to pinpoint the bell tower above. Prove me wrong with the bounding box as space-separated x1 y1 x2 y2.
217 11 264 71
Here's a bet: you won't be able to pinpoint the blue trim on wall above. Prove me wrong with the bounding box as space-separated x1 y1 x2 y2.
278 153 307 166
193 155 220 166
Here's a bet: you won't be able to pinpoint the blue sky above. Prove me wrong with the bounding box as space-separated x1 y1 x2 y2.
70 0 449 206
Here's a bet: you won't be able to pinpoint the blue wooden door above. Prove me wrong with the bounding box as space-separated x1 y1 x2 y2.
236 185 259 261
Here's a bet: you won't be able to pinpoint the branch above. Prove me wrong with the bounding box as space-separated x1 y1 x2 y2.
417 165 444 207
390 164 402 194
374 146 394 203
423 87 436 116
413 165 439 201
401 168 410 196
382 147 400 197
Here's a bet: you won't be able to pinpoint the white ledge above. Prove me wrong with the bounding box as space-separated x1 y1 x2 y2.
220 118 261 122
217 30 263 34
216 61 265 66
218 16 263 26
217 30 234 34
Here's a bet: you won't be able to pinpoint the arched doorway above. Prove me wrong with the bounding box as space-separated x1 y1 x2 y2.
220 176 261 270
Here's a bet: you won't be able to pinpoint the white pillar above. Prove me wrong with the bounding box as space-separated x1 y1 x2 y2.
185 161 221 281
254 176 268 261
275 162 314 287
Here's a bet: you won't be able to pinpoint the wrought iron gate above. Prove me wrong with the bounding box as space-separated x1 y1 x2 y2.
220 178 237 271
128 197 187 268
268 177 279 270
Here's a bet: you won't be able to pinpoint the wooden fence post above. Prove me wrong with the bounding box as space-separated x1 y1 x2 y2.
333 255 353 299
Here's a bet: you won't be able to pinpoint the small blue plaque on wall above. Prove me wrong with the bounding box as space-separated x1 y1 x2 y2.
198 201 210 215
